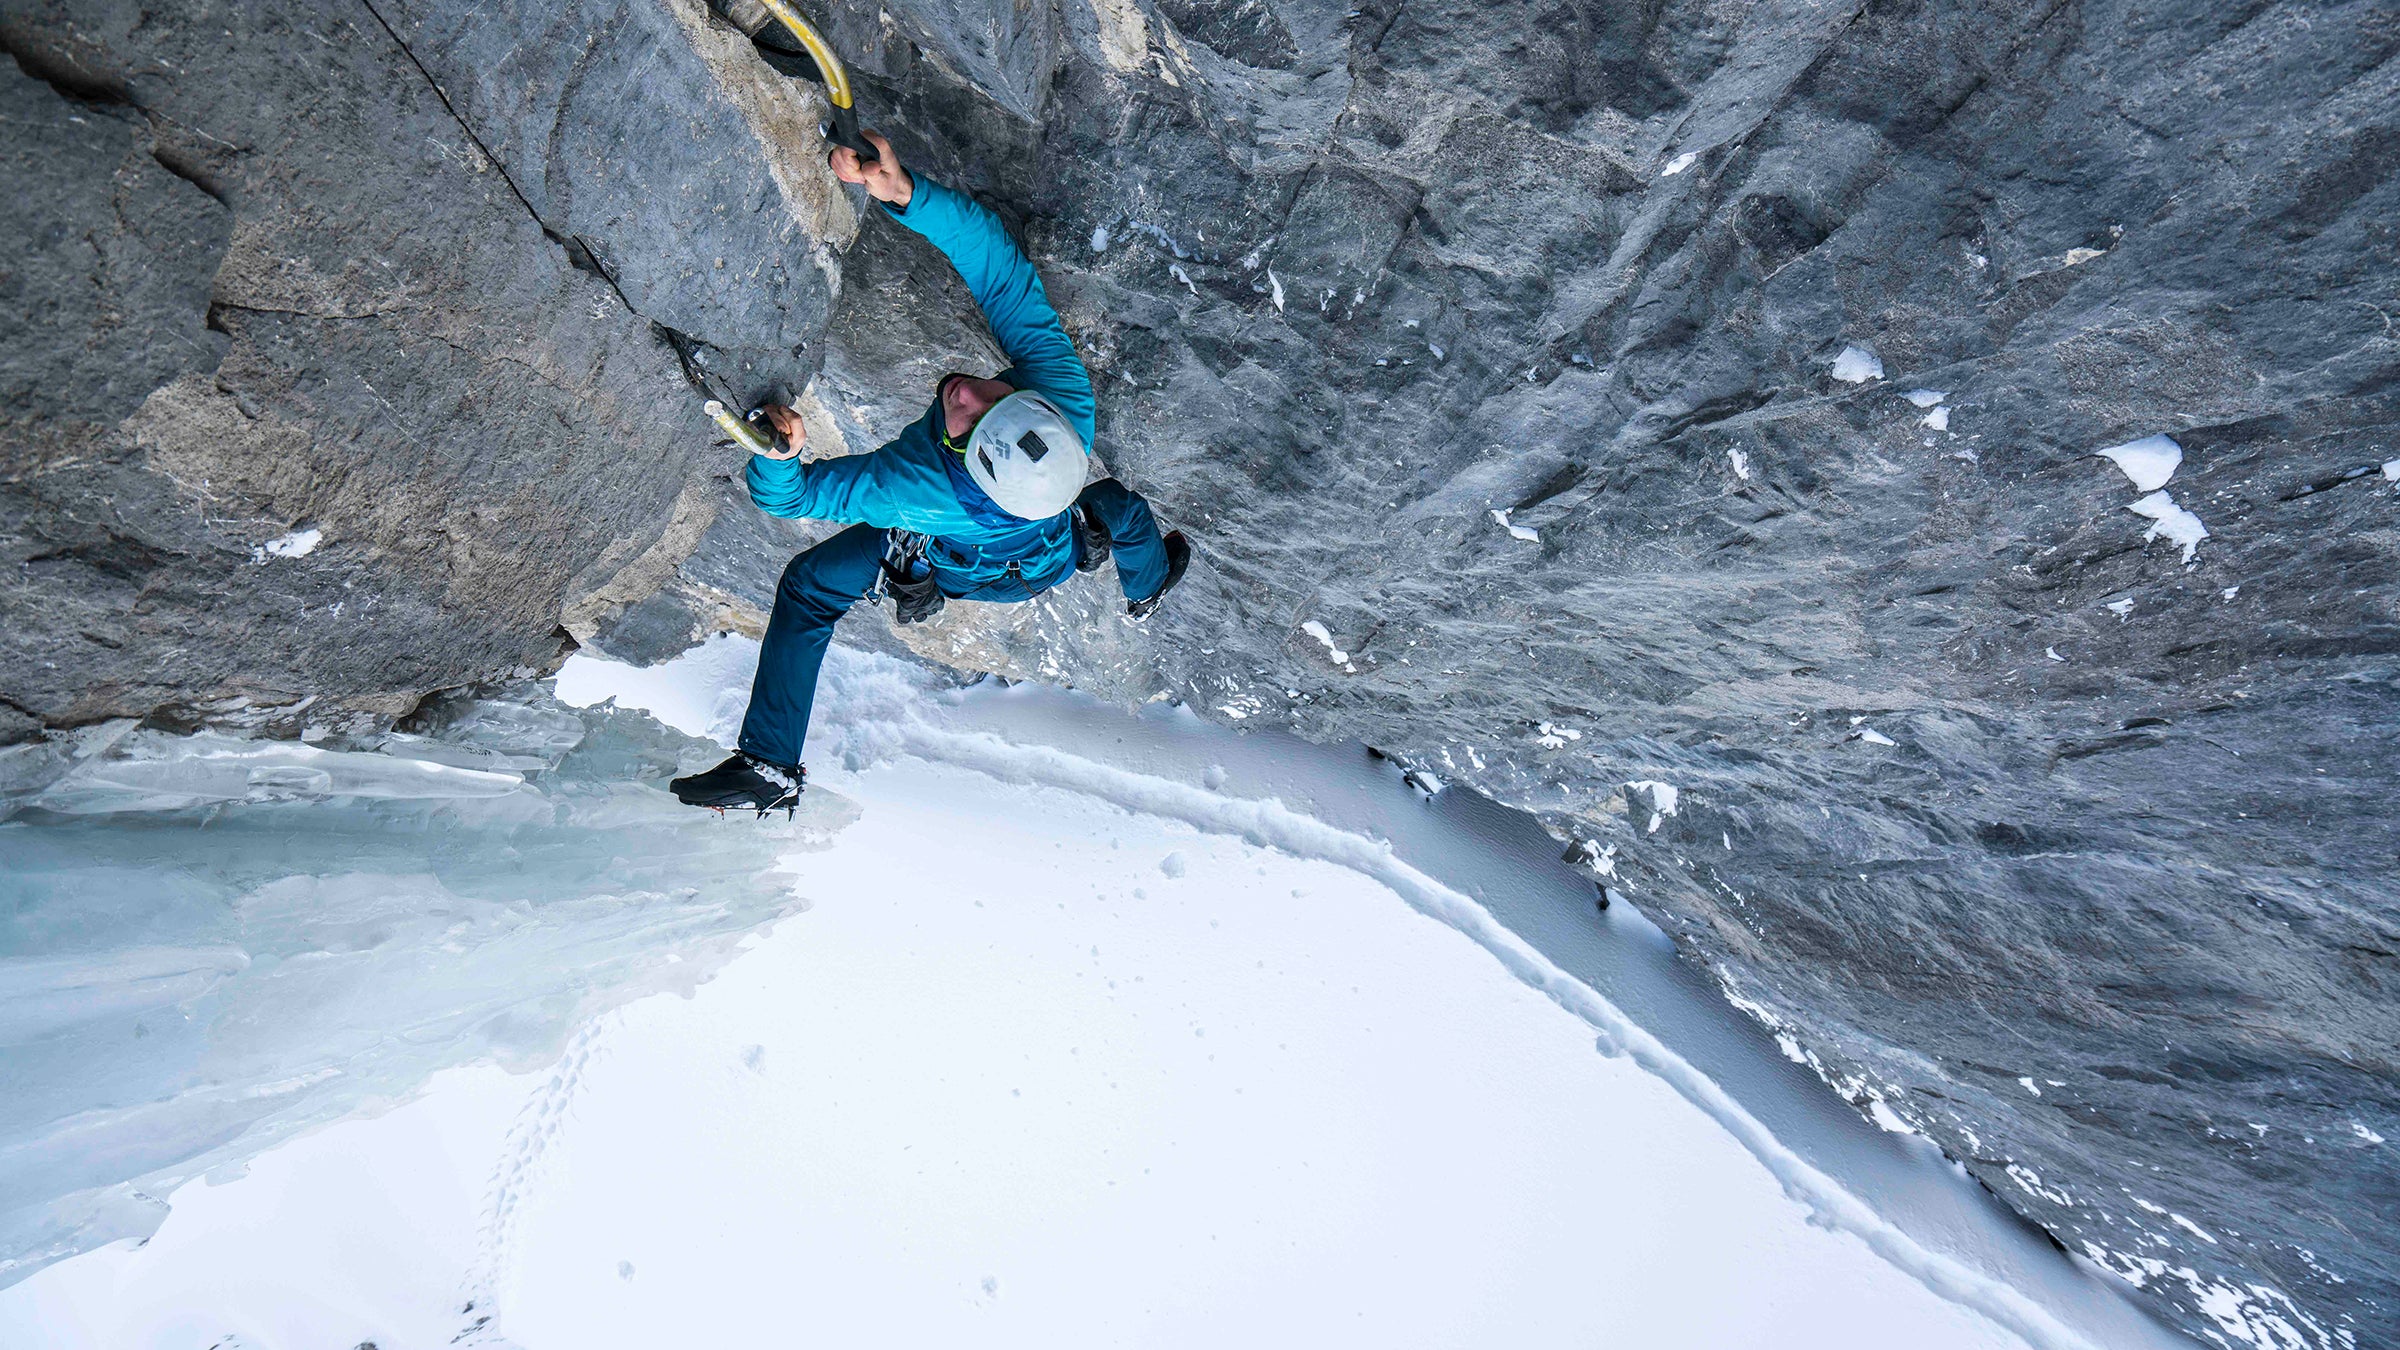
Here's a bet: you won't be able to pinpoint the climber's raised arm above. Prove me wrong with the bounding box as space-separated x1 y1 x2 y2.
830 133 1095 446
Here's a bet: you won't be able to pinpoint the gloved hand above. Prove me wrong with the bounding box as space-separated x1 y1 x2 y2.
754 404 806 460
831 130 912 207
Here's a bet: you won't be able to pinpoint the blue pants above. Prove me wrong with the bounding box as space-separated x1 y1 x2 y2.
737 479 1170 767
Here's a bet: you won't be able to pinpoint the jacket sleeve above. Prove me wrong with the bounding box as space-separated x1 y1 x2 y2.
885 176 1097 448
745 446 974 534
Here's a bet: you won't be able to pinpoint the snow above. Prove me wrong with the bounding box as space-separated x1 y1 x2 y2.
2095 434 2183 492
1626 779 1679 834
2220 587 2240 601
1853 728 1897 747
251 526 321 563
2020 1077 2043 1097
1903 389 1949 409
1532 722 1581 749
1298 619 1350 666
0 648 2088 1350
1266 268 1285 312
1923 406 1950 432
1661 151 1697 176
1169 262 1199 296
2107 598 2134 619
2354 1122 2386 1144
2383 458 2400 482
1830 346 1884 383
2125 490 2209 563
2 642 2198 1350
1426 341 1444 360
2046 647 2066 662
1729 448 1752 479
1489 508 1539 542
1089 223 1111 252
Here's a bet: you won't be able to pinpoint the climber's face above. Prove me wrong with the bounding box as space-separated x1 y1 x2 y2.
939 373 1015 441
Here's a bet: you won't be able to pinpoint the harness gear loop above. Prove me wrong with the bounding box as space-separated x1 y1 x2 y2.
878 530 945 625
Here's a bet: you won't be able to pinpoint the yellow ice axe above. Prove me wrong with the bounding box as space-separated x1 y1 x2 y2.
753 0 876 162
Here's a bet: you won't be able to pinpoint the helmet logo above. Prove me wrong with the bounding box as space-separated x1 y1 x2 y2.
1017 429 1051 462
977 447 998 478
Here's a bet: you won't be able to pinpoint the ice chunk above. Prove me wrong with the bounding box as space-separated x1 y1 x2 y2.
1489 508 1540 543
2095 434 2183 492
30 733 530 815
251 527 321 564
1661 151 1696 176
2126 490 2209 563
1902 389 1948 409
1830 346 1884 383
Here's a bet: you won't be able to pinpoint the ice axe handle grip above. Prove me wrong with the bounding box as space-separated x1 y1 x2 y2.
828 103 877 163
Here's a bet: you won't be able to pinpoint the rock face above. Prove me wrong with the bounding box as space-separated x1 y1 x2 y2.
3 0 2396 1343
0 0 850 737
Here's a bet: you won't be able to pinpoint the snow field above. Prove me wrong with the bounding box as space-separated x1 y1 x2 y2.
0 640 2137 1349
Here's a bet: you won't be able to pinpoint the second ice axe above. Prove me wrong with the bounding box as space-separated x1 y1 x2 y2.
709 0 877 162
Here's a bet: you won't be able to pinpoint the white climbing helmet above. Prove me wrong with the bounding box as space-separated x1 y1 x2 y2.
963 390 1087 520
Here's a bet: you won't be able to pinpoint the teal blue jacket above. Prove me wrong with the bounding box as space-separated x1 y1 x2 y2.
744 176 1096 599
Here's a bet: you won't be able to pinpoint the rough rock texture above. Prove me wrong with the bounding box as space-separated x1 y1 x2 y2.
3 0 2396 1344
0 0 851 737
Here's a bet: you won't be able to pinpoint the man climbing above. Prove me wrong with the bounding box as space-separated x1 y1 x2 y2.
671 131 1190 815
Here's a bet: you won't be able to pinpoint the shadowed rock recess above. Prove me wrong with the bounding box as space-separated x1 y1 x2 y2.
2 0 2394 1343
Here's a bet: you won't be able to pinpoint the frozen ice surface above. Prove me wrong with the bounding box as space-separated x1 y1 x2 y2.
1830 346 1884 383
2096 435 2183 492
0 684 854 1284
2126 490 2209 563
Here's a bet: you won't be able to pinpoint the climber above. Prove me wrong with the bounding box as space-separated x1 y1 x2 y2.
672 130 1191 815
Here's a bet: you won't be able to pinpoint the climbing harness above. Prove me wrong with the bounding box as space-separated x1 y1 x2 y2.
707 0 878 162
877 530 946 625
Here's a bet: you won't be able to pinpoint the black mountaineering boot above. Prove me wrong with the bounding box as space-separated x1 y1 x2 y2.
671 752 805 817
1128 531 1191 619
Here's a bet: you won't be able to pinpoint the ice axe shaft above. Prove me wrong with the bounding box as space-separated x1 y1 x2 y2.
753 0 877 162
705 400 784 456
